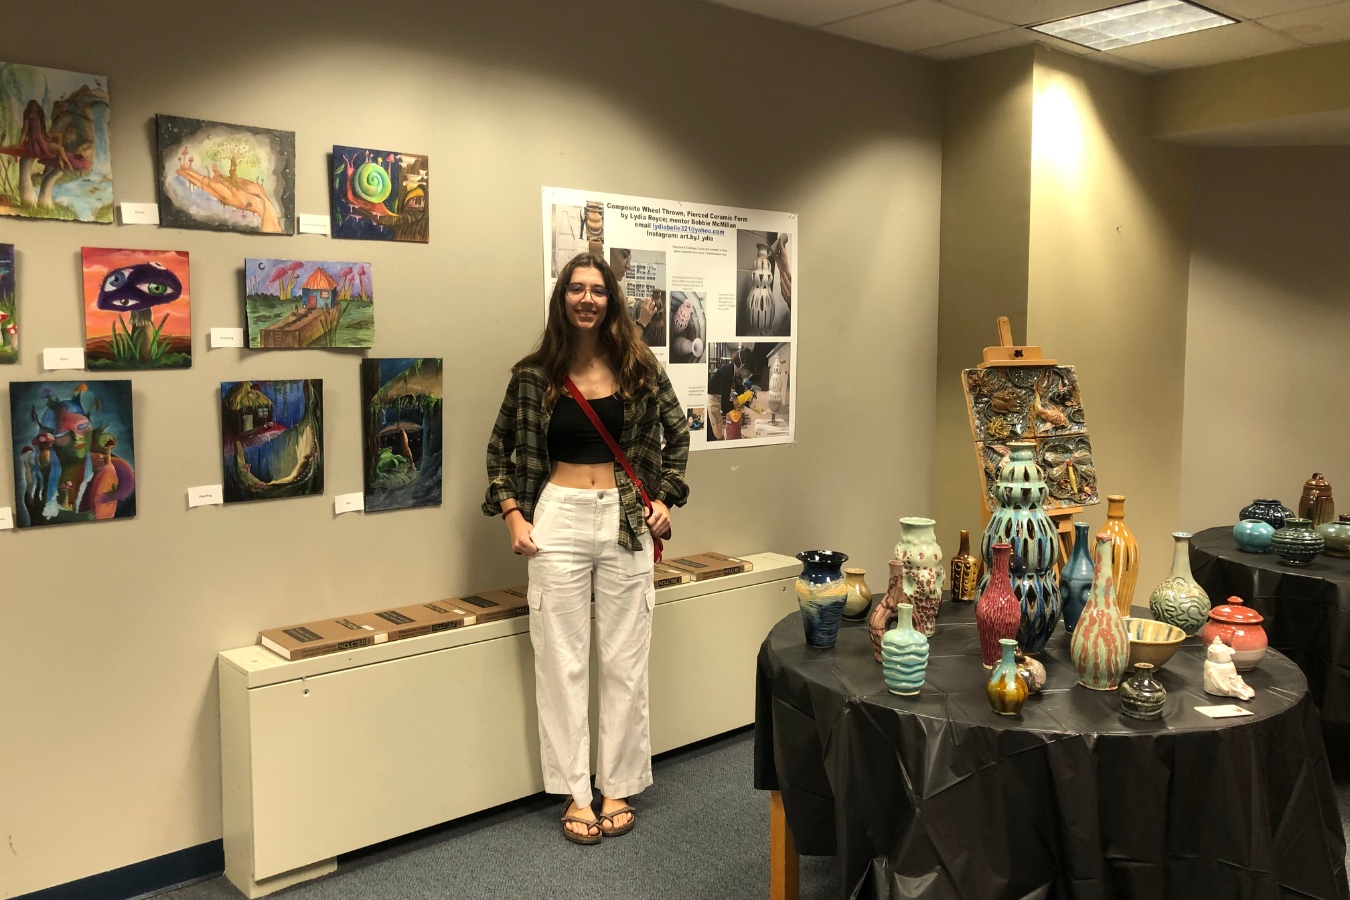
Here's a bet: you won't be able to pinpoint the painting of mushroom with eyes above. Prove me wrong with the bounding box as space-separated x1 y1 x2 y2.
331 144 428 242
82 247 192 369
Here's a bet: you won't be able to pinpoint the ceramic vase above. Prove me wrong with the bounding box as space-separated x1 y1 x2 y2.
765 360 786 426
1098 495 1140 617
1239 498 1293 531
1299 473 1335 526
795 551 849 649
950 529 979 603
1119 663 1167 720
1148 532 1211 636
747 243 775 335
1011 545 1061 654
986 639 1028 716
1233 519 1275 553
1199 597 1268 671
1317 514 1350 558
868 560 903 663
976 543 1020 668
1069 535 1130 691
1059 521 1094 634
881 603 929 697
842 567 872 621
1271 517 1324 566
896 517 944 637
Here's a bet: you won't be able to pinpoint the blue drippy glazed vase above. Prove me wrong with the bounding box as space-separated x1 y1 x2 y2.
1233 519 1275 553
1059 522 1095 634
795 550 849 649
881 603 929 696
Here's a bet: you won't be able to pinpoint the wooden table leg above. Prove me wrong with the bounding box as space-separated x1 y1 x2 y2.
770 790 799 900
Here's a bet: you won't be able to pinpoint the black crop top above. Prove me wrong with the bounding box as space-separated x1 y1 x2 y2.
548 394 624 464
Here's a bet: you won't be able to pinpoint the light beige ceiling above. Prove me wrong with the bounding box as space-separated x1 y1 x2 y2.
698 0 1350 72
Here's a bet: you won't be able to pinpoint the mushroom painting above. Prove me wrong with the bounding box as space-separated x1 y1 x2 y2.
0 243 15 364
331 144 429 243
156 114 295 235
220 379 324 503
0 62 113 223
245 258 374 349
81 248 192 369
360 358 443 512
8 380 136 528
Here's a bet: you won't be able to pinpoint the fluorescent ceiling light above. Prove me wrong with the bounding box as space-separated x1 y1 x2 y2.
1031 0 1235 51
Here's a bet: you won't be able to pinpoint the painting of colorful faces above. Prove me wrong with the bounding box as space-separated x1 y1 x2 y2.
0 244 16 363
82 247 191 369
331 145 428 242
0 62 113 223
220 379 324 503
156 115 295 235
245 258 374 349
10 380 136 528
360 358 443 512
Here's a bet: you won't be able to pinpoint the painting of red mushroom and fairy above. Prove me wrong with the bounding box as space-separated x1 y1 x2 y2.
156 114 295 235
0 62 113 223
81 247 192 369
331 144 428 243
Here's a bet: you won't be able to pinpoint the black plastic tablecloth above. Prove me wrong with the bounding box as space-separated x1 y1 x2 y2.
754 600 1348 900
1191 526 1350 725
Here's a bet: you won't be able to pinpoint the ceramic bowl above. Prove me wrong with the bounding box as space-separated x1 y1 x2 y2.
1123 618 1187 670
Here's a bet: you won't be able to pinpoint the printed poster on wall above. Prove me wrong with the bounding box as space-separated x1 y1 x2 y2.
541 187 797 451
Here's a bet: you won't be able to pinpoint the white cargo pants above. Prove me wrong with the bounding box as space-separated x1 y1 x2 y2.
527 483 656 809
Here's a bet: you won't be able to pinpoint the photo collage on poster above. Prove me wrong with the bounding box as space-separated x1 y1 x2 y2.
542 188 797 450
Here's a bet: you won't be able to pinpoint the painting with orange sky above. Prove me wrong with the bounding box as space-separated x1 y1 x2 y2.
82 247 191 369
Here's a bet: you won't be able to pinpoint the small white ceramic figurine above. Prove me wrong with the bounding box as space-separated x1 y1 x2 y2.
1203 637 1255 701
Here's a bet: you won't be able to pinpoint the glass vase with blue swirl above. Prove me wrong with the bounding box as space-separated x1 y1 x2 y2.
795 550 850 649
979 441 1061 653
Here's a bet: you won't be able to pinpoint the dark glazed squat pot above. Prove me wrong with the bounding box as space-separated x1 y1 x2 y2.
1239 498 1294 531
1271 518 1324 566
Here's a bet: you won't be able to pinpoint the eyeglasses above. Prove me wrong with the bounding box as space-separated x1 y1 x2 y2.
566 283 609 300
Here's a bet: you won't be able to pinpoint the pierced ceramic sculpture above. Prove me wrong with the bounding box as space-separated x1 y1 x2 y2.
1203 637 1254 701
869 560 903 663
881 603 929 697
1148 532 1210 636
842 567 872 621
746 243 775 335
765 359 786 425
896 517 944 636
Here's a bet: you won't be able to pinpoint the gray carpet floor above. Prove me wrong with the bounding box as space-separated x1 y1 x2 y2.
164 728 1349 900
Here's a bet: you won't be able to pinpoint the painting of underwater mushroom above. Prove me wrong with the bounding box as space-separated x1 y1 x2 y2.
0 244 16 363
330 144 428 243
157 114 295 235
82 247 191 369
245 258 373 349
0 62 113 223
10 380 136 528
221 379 323 504
360 358 442 512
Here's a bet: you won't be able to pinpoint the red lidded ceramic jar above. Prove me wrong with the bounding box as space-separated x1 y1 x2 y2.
1198 596 1267 672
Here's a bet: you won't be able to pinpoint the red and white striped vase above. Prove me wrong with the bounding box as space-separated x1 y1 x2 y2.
975 542 1020 669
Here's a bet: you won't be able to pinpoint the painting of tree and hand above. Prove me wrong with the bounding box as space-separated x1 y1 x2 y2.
331 145 428 243
82 247 191 369
157 115 295 235
360 359 442 512
9 380 136 528
221 380 323 504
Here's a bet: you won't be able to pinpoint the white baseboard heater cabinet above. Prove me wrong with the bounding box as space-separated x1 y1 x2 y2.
217 551 798 898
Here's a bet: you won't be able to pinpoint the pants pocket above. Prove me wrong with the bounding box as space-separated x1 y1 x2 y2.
620 531 655 580
528 585 544 611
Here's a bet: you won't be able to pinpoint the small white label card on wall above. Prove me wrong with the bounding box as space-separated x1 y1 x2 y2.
43 347 85 370
119 202 160 225
210 327 245 348
188 485 224 508
298 214 331 235
335 492 364 514
0 507 13 530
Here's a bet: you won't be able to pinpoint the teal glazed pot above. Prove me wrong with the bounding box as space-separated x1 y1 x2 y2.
1271 518 1324 566
1059 521 1094 634
1239 499 1293 531
1316 515 1350 558
795 551 849 649
881 603 929 696
1233 519 1275 554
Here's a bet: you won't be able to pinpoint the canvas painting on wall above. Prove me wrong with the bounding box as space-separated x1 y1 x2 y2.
157 115 295 234
0 244 16 363
331 145 428 242
360 358 443 512
10 380 136 527
82 247 191 369
0 62 113 223
221 379 323 503
245 258 373 349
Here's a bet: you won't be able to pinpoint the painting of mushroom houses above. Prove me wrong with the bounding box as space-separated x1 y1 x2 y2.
221 379 323 503
0 62 113 223
156 115 295 235
245 258 373 349
360 358 443 512
82 247 191 369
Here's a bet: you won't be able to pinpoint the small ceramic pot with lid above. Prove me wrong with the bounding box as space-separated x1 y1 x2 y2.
1198 596 1268 672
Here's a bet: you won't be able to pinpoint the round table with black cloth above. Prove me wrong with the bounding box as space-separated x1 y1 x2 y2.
753 600 1348 900
1191 525 1350 726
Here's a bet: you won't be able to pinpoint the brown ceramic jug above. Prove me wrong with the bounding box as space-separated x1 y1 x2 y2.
1299 473 1335 527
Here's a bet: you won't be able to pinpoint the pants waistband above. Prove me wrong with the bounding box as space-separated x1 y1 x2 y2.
539 482 621 506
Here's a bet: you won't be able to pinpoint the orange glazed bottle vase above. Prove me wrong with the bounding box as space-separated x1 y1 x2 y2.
1098 494 1139 617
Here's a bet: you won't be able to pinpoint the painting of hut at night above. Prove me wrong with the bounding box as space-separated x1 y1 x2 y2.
331 144 428 243
245 258 373 349
0 62 113 223
220 379 323 503
82 247 192 369
0 244 16 364
10 380 136 528
360 358 443 512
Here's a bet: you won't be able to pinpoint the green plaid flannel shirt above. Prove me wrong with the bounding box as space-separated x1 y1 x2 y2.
483 363 690 550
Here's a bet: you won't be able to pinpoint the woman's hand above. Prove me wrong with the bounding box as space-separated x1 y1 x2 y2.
506 510 538 556
646 498 671 538
638 295 657 328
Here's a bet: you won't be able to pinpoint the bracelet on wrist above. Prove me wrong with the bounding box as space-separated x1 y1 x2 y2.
502 507 523 522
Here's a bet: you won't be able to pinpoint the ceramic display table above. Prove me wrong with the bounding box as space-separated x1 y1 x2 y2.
1191 525 1350 726
753 601 1347 900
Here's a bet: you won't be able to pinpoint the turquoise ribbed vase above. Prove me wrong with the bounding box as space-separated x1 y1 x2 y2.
881 603 929 697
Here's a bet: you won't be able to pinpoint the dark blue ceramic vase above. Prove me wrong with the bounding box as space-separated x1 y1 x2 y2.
1239 499 1294 531
795 550 849 649
1011 544 1061 653
1059 521 1094 634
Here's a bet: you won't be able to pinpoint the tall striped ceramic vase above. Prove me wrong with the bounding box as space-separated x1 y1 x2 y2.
1069 535 1130 690
976 542 1020 668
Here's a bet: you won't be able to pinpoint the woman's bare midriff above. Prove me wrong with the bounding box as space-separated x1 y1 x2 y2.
549 460 617 490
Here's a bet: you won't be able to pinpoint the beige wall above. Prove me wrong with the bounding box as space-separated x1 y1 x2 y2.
1181 147 1350 532
0 1 942 894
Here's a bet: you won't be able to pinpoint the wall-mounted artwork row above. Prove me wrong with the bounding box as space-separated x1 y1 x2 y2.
82 247 191 370
0 61 113 223
360 358 443 512
221 379 323 503
245 258 373 349
156 114 295 235
331 145 428 243
0 244 16 363
10 380 136 527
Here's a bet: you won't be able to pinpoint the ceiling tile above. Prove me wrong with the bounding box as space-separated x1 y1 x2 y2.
701 0 901 28
1106 20 1303 68
939 0 1125 27
917 26 1037 58
1258 3 1350 43
1201 0 1345 20
823 0 1009 51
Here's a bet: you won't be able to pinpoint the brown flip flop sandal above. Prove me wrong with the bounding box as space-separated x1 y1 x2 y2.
561 802 602 845
598 804 636 837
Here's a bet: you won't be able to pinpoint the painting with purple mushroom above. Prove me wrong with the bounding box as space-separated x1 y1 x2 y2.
82 247 191 369
221 379 323 503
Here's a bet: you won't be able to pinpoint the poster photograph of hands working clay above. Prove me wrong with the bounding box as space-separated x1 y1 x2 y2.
541 187 797 450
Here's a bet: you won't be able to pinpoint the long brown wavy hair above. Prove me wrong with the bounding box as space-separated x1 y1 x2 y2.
517 252 659 403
